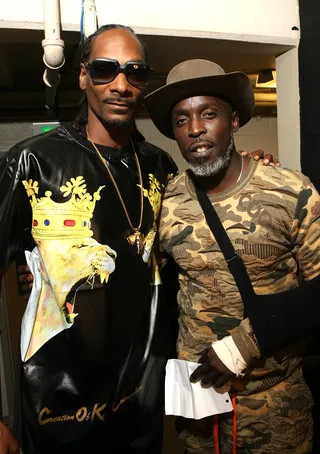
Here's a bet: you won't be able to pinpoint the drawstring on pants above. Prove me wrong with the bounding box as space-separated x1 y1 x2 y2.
213 394 237 454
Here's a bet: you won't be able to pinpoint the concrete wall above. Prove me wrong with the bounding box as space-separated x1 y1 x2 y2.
235 117 278 158
0 123 33 153
276 48 300 170
0 0 299 45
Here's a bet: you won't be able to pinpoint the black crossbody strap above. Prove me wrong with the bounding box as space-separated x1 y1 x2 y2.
194 179 255 304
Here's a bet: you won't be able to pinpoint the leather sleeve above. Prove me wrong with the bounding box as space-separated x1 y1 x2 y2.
0 148 32 273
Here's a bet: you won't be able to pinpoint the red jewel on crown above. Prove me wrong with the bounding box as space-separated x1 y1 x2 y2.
33 220 38 226
64 220 76 226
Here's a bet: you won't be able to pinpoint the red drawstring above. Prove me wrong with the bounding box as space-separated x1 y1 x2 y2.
232 395 237 454
213 415 220 454
213 394 237 454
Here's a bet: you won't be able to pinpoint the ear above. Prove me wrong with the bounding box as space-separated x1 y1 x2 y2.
231 112 240 133
79 63 88 91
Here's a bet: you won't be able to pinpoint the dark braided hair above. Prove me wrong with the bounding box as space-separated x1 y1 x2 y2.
73 24 148 141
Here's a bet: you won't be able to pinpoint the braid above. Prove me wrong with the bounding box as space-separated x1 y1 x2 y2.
73 93 89 136
73 24 148 140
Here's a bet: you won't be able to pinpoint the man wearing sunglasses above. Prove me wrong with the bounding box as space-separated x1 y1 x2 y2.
0 24 178 454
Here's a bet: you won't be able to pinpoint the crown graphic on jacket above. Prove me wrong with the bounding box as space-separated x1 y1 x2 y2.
22 176 105 240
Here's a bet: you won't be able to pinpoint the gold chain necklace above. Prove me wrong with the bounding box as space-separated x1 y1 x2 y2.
86 127 145 255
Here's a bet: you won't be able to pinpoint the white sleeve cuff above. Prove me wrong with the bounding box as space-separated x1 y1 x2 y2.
212 336 247 377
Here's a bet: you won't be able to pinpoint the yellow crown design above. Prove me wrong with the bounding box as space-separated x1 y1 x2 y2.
22 176 105 240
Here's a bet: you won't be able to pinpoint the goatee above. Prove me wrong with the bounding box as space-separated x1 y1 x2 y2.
188 136 234 177
101 118 133 128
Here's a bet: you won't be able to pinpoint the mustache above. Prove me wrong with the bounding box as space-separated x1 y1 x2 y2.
103 97 136 108
187 139 215 153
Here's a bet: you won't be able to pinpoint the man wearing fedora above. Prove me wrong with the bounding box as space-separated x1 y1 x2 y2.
145 59 320 453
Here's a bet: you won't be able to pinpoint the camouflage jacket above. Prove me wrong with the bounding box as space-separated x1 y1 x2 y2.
159 159 320 395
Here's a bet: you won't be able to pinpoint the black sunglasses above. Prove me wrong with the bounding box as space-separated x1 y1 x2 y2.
84 58 152 87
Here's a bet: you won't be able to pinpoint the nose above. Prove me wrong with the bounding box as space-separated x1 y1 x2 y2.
188 117 207 138
109 72 131 95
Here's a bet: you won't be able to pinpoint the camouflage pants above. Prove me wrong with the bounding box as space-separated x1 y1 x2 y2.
176 375 313 454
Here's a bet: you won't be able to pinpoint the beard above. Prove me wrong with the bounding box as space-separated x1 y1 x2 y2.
100 117 133 128
188 136 234 177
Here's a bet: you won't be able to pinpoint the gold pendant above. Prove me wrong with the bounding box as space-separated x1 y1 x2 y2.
127 231 145 255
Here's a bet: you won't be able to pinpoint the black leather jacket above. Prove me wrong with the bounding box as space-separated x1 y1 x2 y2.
0 124 177 454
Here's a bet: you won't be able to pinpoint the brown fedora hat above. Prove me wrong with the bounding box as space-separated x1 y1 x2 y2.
144 59 255 139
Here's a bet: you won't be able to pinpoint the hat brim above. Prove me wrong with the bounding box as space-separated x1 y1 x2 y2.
144 72 255 139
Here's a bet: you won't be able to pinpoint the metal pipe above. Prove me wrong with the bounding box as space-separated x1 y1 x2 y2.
42 0 65 109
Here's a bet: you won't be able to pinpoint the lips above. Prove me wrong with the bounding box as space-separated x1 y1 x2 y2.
187 142 215 159
107 101 130 109
188 142 214 154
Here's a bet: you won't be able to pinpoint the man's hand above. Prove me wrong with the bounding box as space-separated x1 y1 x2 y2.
240 149 280 167
190 348 235 388
0 421 19 454
17 264 33 302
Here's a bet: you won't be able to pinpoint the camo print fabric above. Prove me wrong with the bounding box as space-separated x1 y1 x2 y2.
176 368 313 453
159 159 320 453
